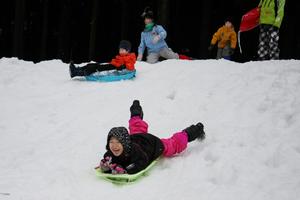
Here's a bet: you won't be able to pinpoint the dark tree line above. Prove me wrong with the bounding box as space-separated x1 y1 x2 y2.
0 0 299 63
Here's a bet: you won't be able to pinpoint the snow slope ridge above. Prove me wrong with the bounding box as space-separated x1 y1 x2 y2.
0 58 300 200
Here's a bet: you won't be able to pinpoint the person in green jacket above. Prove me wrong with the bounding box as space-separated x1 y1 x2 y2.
257 0 286 60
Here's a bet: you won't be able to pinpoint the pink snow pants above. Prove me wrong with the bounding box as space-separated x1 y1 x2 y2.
129 116 188 157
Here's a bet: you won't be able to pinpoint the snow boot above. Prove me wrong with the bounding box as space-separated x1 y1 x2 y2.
69 62 84 78
130 100 144 119
184 122 205 142
69 62 76 78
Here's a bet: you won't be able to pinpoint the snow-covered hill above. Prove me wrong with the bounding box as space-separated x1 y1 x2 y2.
0 57 300 200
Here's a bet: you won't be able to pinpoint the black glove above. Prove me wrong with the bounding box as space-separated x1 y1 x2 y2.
208 44 214 51
116 65 126 71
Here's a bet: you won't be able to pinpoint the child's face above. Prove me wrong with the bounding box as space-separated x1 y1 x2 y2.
119 48 129 55
109 137 124 156
144 18 153 25
225 21 232 28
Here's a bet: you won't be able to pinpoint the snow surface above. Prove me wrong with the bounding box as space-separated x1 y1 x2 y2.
0 57 300 200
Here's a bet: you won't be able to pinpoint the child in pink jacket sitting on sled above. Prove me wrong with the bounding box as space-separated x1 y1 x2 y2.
95 100 205 174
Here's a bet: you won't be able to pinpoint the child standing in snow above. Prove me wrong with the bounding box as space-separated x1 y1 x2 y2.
137 7 179 64
257 0 286 60
69 40 136 78
95 100 205 174
208 18 237 60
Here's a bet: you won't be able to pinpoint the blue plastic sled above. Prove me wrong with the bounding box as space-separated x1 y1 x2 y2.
85 69 136 82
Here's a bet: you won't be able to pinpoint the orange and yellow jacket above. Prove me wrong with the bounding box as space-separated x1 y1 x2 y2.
110 53 136 71
211 25 237 49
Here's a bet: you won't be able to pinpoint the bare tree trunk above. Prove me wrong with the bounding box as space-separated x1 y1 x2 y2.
58 0 71 62
198 1 213 59
89 0 98 61
120 0 128 40
13 0 25 58
157 0 170 28
40 0 49 60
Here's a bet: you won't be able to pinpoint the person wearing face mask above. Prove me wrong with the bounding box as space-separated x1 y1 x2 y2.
137 7 179 64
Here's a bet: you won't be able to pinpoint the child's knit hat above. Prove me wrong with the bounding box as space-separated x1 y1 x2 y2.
119 40 131 52
106 127 131 154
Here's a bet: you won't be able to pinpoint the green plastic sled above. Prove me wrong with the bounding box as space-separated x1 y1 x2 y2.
95 159 158 184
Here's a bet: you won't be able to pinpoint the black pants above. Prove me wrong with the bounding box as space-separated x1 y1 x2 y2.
82 63 125 76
